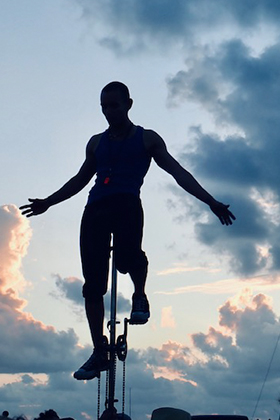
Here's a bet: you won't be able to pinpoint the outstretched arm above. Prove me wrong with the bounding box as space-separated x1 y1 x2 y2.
145 130 235 225
20 138 97 217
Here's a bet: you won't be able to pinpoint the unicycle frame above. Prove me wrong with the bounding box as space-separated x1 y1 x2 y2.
102 236 129 418
107 241 118 411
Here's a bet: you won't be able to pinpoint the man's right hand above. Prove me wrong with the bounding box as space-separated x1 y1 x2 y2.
20 198 50 217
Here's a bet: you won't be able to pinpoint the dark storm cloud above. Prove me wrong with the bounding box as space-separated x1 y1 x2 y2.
54 275 83 305
0 291 82 374
167 184 271 275
75 0 280 53
166 38 280 276
53 275 131 314
168 40 280 192
178 130 262 187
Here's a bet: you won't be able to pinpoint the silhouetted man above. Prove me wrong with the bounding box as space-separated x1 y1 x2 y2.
20 81 235 380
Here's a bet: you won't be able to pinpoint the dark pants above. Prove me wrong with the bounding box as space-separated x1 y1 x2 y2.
80 194 148 301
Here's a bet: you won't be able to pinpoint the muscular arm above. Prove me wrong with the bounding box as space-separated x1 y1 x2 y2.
20 136 99 217
144 130 235 225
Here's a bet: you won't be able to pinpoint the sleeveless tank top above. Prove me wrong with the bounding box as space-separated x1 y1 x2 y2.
87 126 151 204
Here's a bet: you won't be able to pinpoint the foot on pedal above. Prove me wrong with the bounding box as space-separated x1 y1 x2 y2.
73 337 109 380
129 293 150 325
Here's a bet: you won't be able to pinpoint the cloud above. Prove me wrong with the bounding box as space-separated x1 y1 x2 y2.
53 275 131 315
1 225 280 420
161 306 176 329
53 275 83 305
0 301 79 374
147 291 280 416
0 205 84 375
156 273 280 296
73 0 280 279
130 291 280 417
3 1 280 417
74 0 280 55
190 292 280 394
165 37 280 276
0 205 32 295
168 39 280 191
157 263 220 276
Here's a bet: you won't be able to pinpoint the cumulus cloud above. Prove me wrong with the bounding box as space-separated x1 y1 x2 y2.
74 0 280 54
161 306 176 329
165 36 280 276
142 291 280 417
53 275 131 315
0 304 79 374
0 205 84 375
189 291 280 409
0 205 32 295
1 218 279 420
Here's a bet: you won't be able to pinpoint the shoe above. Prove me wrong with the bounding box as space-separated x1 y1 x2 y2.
130 293 150 325
74 341 109 380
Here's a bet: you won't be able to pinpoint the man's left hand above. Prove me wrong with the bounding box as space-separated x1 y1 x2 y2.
209 200 236 225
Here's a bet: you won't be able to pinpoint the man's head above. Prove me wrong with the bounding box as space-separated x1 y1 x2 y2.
101 81 130 102
100 81 133 127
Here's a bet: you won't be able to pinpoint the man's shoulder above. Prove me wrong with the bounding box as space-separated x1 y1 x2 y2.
87 131 106 154
89 131 105 143
142 127 158 136
142 128 164 151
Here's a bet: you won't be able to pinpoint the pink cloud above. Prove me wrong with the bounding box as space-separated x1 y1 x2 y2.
161 306 176 329
0 205 32 296
0 206 82 374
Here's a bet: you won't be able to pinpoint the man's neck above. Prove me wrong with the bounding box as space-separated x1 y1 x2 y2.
108 121 134 140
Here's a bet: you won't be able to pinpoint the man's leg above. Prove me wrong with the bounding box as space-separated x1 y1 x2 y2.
80 203 110 345
129 262 150 324
74 204 111 380
114 195 150 324
85 298 104 349
129 263 147 296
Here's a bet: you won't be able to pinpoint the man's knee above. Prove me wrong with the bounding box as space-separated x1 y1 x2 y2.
82 282 107 302
115 250 148 274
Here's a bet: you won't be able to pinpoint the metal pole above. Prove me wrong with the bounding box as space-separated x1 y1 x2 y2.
108 236 118 411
